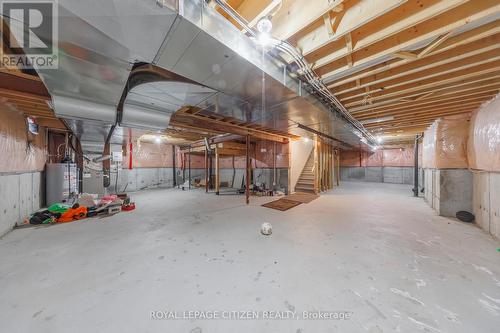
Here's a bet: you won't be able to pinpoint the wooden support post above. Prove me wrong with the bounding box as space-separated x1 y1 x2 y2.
182 151 185 185
215 147 220 195
188 146 191 190
245 135 250 205
172 145 177 187
205 148 208 193
330 146 334 189
314 137 319 193
336 149 340 186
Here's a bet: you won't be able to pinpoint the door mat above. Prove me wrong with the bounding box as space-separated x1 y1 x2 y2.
285 192 319 204
262 198 302 211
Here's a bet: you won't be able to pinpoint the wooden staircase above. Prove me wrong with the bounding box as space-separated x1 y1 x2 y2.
295 151 317 194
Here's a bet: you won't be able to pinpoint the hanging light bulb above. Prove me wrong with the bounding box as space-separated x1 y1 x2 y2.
257 16 272 34
256 16 273 46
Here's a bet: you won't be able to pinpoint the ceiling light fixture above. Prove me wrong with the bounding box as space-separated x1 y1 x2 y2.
256 16 273 46
155 135 161 144
376 136 383 144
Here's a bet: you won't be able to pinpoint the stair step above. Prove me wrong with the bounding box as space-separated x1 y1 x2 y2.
295 187 316 194
295 149 317 195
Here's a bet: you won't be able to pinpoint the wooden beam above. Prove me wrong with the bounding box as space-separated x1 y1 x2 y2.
245 0 282 29
215 147 220 195
323 12 334 38
393 51 418 60
304 0 466 64
271 0 346 40
296 0 407 58
344 64 500 107
0 69 41 81
363 106 478 127
349 78 500 113
172 108 297 143
205 148 209 193
347 72 500 109
338 50 500 100
373 113 474 127
354 92 497 118
328 23 500 88
331 35 500 93
36 117 67 130
317 0 500 80
0 88 50 101
418 31 453 57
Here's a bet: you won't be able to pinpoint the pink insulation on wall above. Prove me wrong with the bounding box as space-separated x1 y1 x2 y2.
122 140 289 169
422 114 470 169
364 150 383 167
122 141 174 168
340 146 414 167
468 94 500 172
0 104 47 173
383 148 414 167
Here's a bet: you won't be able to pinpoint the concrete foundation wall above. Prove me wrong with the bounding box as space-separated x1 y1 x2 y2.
423 169 473 218
472 171 500 240
0 172 43 237
340 166 414 185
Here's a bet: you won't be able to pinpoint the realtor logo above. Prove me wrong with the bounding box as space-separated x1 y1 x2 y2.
1 0 58 69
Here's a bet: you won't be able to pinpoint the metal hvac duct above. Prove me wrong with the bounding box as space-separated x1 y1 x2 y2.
12 0 375 151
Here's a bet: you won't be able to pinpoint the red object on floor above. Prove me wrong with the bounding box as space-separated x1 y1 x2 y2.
122 203 136 211
57 206 88 223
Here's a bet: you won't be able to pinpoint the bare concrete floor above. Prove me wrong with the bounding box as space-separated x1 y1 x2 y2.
0 182 499 332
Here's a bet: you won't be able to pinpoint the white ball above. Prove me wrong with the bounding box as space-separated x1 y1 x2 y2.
261 222 272 235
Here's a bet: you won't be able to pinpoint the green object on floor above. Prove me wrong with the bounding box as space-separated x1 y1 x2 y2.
497 248 500 252
42 217 55 224
47 203 70 213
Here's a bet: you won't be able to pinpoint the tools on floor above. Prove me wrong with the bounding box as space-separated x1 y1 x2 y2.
26 193 136 226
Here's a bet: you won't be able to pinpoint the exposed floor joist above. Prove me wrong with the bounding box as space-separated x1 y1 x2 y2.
222 0 500 141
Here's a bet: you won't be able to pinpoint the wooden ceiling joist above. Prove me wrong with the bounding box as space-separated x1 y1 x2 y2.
349 78 500 113
295 0 407 58
332 35 500 94
327 21 500 88
358 100 486 121
354 93 497 119
0 88 50 101
363 108 476 128
345 69 500 108
316 0 500 79
339 57 500 102
171 107 298 143
270 0 347 40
